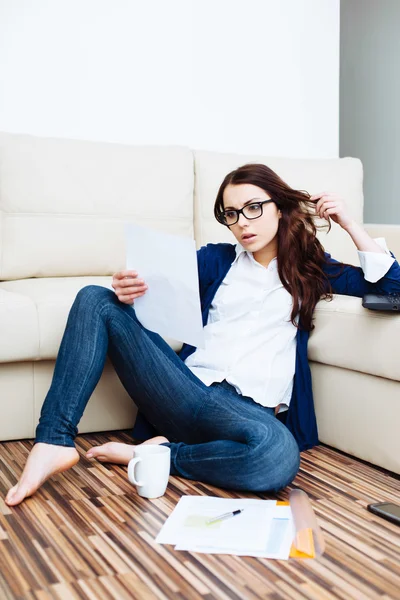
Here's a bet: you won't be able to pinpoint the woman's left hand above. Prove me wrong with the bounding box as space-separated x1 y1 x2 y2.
310 192 354 230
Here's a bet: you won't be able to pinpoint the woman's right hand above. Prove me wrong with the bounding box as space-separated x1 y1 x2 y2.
112 270 148 305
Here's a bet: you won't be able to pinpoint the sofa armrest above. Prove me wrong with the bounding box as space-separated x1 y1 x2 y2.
364 223 400 258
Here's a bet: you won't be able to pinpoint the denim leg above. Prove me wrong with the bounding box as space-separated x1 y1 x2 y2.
164 382 301 492
36 285 300 492
36 285 211 446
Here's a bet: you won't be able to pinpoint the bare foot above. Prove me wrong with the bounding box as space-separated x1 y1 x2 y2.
5 443 79 507
86 436 169 465
86 442 136 465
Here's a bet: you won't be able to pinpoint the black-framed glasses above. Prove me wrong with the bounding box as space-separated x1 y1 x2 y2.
217 199 275 226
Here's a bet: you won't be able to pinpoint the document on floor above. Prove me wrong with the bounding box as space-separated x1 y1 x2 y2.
155 495 295 559
125 224 205 348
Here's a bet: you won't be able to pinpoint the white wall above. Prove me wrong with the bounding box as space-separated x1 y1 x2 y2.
0 0 339 158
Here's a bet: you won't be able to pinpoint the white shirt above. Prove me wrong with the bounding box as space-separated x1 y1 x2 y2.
185 239 394 412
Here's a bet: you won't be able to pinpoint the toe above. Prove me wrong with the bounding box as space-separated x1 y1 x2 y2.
86 445 105 458
5 484 17 505
5 484 30 507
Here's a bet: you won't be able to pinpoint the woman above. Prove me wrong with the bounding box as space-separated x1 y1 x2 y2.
6 164 400 506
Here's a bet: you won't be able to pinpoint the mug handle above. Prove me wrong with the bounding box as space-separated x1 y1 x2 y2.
128 457 144 487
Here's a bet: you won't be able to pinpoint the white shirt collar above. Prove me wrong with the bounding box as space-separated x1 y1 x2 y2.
234 243 278 269
234 243 246 261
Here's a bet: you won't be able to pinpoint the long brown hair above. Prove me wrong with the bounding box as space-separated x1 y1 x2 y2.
214 163 333 331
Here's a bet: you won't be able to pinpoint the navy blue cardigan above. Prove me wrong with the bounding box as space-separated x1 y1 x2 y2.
132 243 400 451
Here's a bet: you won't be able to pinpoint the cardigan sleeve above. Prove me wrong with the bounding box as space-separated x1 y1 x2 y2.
324 247 400 298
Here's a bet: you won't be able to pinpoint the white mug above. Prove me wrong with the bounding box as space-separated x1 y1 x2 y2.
128 445 171 499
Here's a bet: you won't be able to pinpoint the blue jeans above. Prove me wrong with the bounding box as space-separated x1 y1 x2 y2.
36 286 300 492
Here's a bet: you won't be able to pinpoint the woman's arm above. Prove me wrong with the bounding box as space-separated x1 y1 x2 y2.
313 192 386 252
324 253 400 298
314 192 397 274
312 192 400 297
340 220 389 253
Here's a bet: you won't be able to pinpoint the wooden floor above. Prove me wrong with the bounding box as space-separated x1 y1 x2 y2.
0 432 399 600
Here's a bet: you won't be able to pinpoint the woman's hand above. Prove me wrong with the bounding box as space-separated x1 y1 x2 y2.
310 192 354 231
112 270 148 305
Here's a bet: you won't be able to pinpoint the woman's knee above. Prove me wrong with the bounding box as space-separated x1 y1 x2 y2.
272 436 300 490
74 285 115 310
72 285 142 342
243 423 300 492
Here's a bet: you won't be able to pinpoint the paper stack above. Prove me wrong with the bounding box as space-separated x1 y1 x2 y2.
155 495 295 559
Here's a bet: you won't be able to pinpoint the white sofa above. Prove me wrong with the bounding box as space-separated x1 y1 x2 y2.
0 131 399 473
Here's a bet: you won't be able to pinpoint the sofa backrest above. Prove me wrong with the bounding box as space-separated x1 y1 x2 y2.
0 132 194 280
0 132 364 281
194 150 364 265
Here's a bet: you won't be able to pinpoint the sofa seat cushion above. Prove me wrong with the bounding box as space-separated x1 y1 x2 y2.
0 289 39 362
2 279 399 381
310 295 400 382
0 276 183 363
0 277 112 361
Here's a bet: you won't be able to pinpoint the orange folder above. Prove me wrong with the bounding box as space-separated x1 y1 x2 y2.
278 489 325 558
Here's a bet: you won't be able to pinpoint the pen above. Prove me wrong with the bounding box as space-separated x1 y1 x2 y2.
206 509 245 525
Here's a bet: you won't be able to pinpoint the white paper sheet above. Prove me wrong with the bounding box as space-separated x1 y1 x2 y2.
155 495 294 559
125 224 205 348
176 505 295 559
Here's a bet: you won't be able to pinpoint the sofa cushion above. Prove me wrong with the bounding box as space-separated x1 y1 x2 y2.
310 294 400 382
193 149 364 265
0 132 194 280
0 277 182 362
0 277 112 361
3 278 398 381
2 279 398 382
0 289 39 362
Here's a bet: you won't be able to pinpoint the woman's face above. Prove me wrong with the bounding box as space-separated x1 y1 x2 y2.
222 183 281 255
